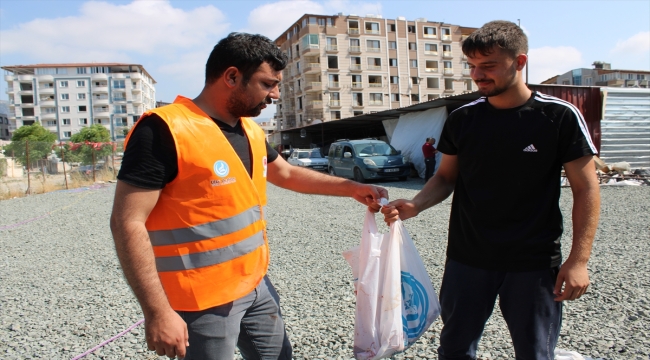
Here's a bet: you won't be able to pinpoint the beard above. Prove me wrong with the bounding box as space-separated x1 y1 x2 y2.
226 86 269 118
475 63 518 97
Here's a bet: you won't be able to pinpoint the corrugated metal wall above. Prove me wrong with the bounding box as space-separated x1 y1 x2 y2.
528 84 602 153
599 88 650 168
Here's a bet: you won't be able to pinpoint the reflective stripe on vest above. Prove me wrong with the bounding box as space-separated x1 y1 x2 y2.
149 205 264 246
155 230 265 272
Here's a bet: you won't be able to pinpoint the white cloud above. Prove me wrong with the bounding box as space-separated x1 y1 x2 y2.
527 46 583 83
0 0 229 63
611 31 650 55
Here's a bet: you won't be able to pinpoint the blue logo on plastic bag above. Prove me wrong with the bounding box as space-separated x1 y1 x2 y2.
401 271 429 344
213 160 229 177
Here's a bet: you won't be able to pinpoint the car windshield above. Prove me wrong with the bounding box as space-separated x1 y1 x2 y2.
298 151 323 159
354 143 399 156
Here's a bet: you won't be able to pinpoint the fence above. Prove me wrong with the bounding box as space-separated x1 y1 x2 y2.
0 141 123 199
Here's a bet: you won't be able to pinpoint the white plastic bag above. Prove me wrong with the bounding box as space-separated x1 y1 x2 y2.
343 208 440 359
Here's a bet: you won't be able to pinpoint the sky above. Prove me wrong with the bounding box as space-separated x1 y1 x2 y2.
1 0 649 121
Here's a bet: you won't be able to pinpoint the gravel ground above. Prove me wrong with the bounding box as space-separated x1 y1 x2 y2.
0 180 648 359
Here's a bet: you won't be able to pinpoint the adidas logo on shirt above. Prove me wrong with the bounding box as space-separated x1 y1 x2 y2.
523 144 538 152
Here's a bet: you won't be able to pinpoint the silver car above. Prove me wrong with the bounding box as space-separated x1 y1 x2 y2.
287 149 328 171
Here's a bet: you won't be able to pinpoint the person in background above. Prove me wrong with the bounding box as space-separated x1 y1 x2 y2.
382 21 600 360
422 137 438 182
110 32 387 360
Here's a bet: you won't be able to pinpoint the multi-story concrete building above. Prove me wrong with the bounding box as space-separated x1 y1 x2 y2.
0 100 10 140
543 62 650 88
2 63 156 140
273 14 477 130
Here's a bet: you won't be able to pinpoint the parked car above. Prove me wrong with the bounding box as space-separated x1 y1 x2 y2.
327 139 410 182
287 148 328 171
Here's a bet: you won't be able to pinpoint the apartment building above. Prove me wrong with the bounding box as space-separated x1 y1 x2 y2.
0 100 10 140
2 63 156 140
543 62 650 88
273 14 477 130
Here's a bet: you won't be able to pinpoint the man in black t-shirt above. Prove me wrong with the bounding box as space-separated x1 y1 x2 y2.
111 33 388 360
382 21 600 360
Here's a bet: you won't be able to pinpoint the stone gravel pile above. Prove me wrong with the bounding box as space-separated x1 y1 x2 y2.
0 181 648 359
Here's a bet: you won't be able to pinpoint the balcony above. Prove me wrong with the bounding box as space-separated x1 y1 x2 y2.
5 87 14 94
131 84 142 92
301 44 320 55
351 82 363 89
92 96 109 105
367 65 381 71
304 63 321 74
91 73 108 80
443 51 453 59
443 68 454 75
92 85 108 93
424 51 438 56
93 107 110 116
306 100 323 109
369 100 383 106
295 87 303 95
368 83 382 88
367 47 381 53
39 87 55 95
365 29 380 35
348 28 360 36
462 69 471 76
305 82 322 92
352 103 364 109
132 95 143 104
349 46 361 54
350 64 363 72
328 82 340 89
425 68 439 73
39 98 55 106
41 112 56 120
444 88 454 92
326 45 338 52
423 33 437 39
442 34 452 42
329 100 341 108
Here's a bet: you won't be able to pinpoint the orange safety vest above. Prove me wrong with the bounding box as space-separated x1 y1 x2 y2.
123 96 269 311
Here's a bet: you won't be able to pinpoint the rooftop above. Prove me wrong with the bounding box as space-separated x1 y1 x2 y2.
2 62 156 83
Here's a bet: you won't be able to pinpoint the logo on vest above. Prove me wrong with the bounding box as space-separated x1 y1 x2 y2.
262 156 267 178
212 160 236 187
401 271 430 345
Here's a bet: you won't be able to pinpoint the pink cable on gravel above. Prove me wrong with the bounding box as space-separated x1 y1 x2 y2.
71 318 145 360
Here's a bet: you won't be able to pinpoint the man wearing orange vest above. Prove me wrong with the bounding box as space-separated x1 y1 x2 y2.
110 33 388 359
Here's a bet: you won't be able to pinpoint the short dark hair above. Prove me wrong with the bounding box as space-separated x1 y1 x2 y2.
205 32 288 85
462 20 528 59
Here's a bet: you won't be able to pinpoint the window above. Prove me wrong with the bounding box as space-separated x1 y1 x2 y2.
76 67 87 74
78 118 88 125
388 41 397 49
427 78 439 89
443 44 452 57
61 106 70 113
352 93 363 106
46 120 56 126
367 57 381 70
351 75 362 88
327 56 338 69
115 117 127 126
442 28 451 40
113 80 125 89
60 93 69 100
368 75 382 87
424 26 437 37
445 78 454 90
63 131 72 138
91 66 108 74
425 43 438 54
388 23 396 32
411 77 419 85
77 80 86 87
444 61 453 73
77 93 86 100
331 111 341 120
390 76 399 84
60 81 68 88
318 18 325 26
367 40 380 52
327 18 334 26
326 37 338 51
115 105 127 114
391 94 399 102
410 59 418 68
301 34 319 50
350 39 361 52
43 107 57 114
353 111 363 116
62 118 71 125
298 96 303 110
426 60 439 72
408 42 417 50
369 93 383 105
464 79 473 91
408 25 416 33
330 92 340 106
351 57 362 70
584 77 593 86
329 74 340 87
411 94 419 102
78 105 87 112
349 20 359 32
365 22 379 34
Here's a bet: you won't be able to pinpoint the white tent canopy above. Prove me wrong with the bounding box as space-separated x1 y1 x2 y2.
385 106 448 178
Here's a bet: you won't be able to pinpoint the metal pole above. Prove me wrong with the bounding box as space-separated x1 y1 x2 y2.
26 140 31 195
112 142 116 179
60 143 68 190
92 146 96 183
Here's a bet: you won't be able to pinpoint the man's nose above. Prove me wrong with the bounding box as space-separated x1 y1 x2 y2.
269 85 280 99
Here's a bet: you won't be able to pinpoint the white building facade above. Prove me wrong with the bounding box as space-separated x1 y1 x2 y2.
2 63 156 140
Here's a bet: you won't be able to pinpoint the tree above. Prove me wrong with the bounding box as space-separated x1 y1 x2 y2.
5 123 56 167
68 124 113 165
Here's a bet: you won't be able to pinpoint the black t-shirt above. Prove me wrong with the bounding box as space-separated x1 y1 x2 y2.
117 114 279 189
437 91 597 271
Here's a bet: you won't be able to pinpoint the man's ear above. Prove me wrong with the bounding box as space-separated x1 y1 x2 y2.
222 67 239 88
515 54 528 71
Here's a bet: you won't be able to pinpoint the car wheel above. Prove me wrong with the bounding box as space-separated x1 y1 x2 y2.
353 168 365 183
329 167 336 176
398 176 407 181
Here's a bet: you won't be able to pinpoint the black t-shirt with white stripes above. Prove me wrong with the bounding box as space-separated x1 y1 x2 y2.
437 91 597 271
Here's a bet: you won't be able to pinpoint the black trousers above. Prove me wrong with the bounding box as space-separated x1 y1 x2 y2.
424 157 436 182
